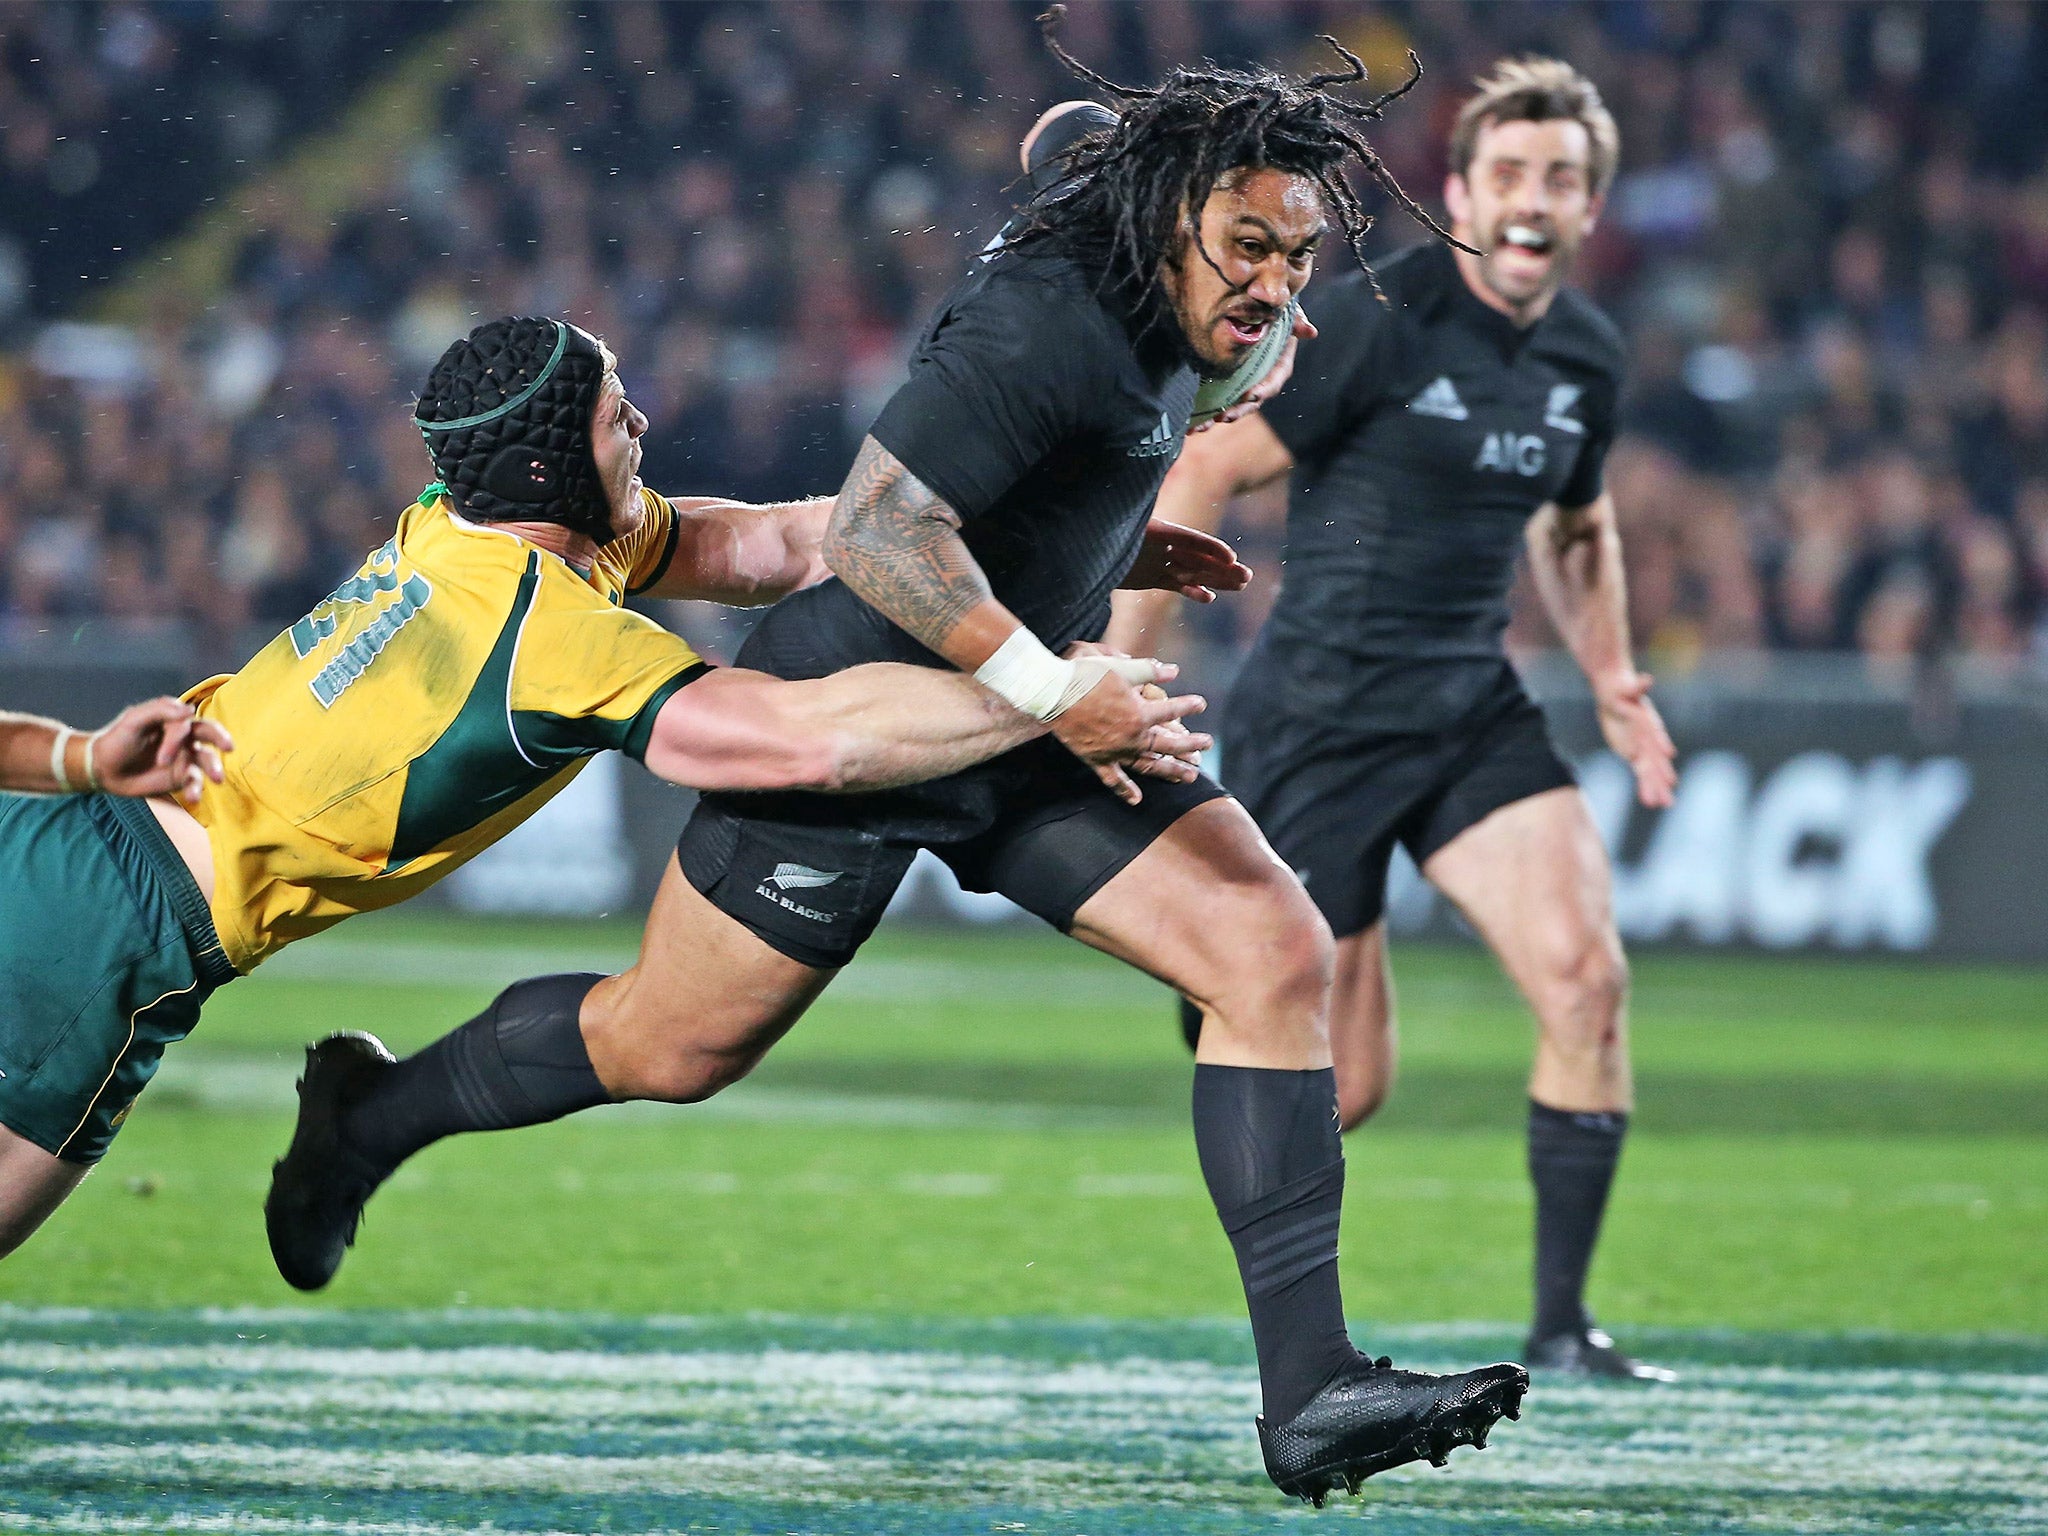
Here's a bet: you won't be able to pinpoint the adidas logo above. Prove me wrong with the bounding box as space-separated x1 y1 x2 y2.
767 863 843 890
1128 411 1179 458
1545 383 1585 434
1407 376 1468 420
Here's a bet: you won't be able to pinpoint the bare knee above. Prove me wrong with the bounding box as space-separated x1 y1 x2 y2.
1533 937 1629 1054
619 1044 763 1105
583 987 773 1105
592 1019 767 1104
1264 907 1337 1017
1198 880 1335 1052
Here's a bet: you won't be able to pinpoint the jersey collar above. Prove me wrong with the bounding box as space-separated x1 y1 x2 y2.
440 503 606 592
1425 239 1546 361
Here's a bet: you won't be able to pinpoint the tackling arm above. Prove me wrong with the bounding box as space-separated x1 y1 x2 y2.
0 699 230 801
640 663 1208 795
824 435 1192 803
1105 412 1294 658
0 711 87 793
639 495 834 605
1525 493 1676 807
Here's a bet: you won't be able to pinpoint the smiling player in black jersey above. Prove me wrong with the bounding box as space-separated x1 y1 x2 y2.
269 19 1531 1505
1114 58 1679 1383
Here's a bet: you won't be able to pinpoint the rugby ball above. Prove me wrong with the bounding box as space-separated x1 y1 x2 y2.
1190 297 1298 426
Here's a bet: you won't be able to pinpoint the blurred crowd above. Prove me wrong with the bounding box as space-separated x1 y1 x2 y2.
2 0 2047 680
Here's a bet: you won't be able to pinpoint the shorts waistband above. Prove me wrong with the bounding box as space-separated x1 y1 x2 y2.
88 793 239 990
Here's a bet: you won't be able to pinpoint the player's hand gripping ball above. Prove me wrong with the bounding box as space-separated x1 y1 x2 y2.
1190 296 1301 426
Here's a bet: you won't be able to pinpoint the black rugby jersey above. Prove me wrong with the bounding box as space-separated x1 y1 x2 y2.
1250 239 1625 734
714 246 1198 839
737 246 1198 678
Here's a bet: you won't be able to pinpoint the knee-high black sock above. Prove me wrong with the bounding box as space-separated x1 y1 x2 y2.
340 973 612 1172
1193 1064 1358 1424
1528 1099 1628 1341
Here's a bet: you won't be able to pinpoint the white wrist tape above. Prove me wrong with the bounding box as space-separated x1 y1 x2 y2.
82 729 103 792
973 628 1079 722
974 630 1164 723
50 727 74 794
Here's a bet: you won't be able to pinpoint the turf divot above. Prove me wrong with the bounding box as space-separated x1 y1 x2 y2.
3 1309 2044 1534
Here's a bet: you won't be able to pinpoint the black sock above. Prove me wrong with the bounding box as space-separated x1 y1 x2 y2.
340 973 612 1172
1527 1099 1629 1341
1192 1064 1358 1424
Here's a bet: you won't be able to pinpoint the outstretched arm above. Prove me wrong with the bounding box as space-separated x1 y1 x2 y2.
0 699 231 802
1525 493 1676 808
1119 519 1253 608
825 435 1186 801
641 662 1208 796
639 495 834 605
1106 411 1294 658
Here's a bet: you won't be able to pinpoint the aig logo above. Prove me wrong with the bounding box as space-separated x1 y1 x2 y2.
1474 431 1547 476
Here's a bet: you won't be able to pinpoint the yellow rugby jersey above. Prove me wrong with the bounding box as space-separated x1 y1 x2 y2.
185 485 704 972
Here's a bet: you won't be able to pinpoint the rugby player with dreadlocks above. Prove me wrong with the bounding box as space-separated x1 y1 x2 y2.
1111 58 1678 1381
271 16 1530 1503
0 315 1206 1263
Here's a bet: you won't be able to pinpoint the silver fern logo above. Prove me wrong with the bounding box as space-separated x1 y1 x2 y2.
1545 384 1585 434
768 863 844 890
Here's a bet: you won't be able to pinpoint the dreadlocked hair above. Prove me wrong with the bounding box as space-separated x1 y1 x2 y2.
1015 5 1469 302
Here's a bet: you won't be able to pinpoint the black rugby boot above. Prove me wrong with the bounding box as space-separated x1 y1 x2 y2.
266 1032 397 1291
1526 1325 1677 1383
1257 1354 1530 1506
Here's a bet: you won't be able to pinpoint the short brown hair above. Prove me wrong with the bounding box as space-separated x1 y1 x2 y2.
1449 57 1619 199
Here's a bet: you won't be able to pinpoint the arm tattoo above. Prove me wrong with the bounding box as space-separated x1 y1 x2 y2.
824 437 993 652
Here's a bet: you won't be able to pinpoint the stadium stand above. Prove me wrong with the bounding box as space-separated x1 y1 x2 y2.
2 0 2046 678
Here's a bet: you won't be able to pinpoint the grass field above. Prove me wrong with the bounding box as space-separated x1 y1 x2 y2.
4 912 2045 1532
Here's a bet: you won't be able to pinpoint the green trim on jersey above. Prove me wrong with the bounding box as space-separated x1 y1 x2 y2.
511 660 710 769
620 663 708 760
625 509 683 597
388 550 556 868
386 554 710 868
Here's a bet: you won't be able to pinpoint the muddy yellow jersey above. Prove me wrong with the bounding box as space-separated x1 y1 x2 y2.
186 486 704 972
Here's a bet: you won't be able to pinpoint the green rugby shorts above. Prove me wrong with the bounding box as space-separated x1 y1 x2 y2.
0 792 236 1164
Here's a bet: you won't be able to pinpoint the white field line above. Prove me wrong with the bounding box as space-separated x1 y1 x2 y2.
14 1442 1203 1507
0 1341 1249 1401
8 1338 2048 1503
0 1518 598 1536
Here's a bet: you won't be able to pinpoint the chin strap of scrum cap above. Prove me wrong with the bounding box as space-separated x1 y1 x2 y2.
412 316 615 543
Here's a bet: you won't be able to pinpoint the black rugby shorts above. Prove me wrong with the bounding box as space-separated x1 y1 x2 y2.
677 741 1230 970
1226 687 1575 939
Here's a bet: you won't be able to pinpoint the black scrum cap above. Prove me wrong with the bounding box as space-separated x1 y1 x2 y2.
414 316 614 542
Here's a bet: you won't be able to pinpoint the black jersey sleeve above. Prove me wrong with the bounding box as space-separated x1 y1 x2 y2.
1554 397 1613 508
1258 271 1402 466
1552 295 1626 509
868 270 1108 521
